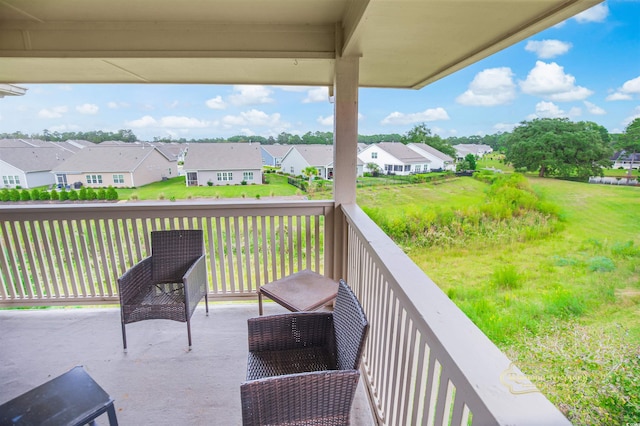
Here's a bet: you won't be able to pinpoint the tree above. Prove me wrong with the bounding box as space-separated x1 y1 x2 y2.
365 162 381 176
617 118 640 176
457 154 477 171
401 123 456 158
504 118 612 179
302 166 319 182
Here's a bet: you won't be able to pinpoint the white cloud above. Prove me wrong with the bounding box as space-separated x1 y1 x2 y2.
303 87 329 103
159 116 210 128
622 107 640 127
381 107 449 125
574 4 608 23
456 67 516 106
76 103 99 115
525 40 572 59
520 61 593 102
126 115 157 127
49 124 81 132
228 85 274 106
38 106 68 118
527 101 582 120
584 101 606 115
222 109 285 128
205 96 227 110
317 115 333 126
107 101 129 109
493 122 518 133
606 76 640 101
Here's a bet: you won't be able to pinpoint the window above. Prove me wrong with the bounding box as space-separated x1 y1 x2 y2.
394 165 402 171
3 175 19 186
86 174 103 184
384 165 392 171
404 165 411 172
217 172 233 181
371 152 378 159
414 165 421 173
290 167 294 174
113 174 124 184
243 171 254 181
56 174 67 186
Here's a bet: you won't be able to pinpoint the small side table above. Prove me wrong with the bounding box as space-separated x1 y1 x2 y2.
0 365 118 426
258 269 339 315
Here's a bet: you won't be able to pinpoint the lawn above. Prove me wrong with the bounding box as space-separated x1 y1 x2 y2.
117 173 302 201
356 174 640 425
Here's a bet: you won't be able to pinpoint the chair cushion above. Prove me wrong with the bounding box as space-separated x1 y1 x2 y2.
247 347 337 381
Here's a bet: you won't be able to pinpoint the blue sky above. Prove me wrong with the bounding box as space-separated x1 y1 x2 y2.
0 1 638 141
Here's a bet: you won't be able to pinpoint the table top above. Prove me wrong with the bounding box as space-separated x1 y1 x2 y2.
0 366 114 426
260 269 339 312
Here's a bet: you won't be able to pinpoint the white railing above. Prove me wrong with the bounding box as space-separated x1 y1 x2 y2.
0 200 333 306
341 203 571 426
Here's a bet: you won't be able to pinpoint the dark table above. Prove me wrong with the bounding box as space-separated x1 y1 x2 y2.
0 366 118 426
258 269 339 315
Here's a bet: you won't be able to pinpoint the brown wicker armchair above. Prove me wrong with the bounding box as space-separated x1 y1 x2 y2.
241 279 369 426
117 230 208 350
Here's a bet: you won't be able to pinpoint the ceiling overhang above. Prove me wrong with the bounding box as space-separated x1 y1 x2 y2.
0 0 603 88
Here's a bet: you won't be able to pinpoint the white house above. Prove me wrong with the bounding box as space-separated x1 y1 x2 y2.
407 143 455 171
280 144 364 179
358 142 431 175
0 147 75 189
182 143 263 186
453 143 493 160
260 145 292 167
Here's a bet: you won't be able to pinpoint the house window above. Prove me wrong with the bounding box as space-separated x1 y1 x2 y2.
113 174 124 184
56 174 67 186
394 165 402 171
290 167 294 174
415 165 421 173
3 175 19 186
371 152 378 159
217 172 233 181
243 171 254 181
86 174 103 184
384 165 392 171
404 165 411 172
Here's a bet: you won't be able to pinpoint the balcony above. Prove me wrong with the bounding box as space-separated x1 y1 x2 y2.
0 200 570 425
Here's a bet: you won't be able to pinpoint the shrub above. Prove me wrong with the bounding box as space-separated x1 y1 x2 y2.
86 188 97 200
9 189 20 201
588 256 615 272
0 189 9 202
78 187 88 200
50 189 59 201
20 190 31 201
59 189 69 201
96 189 106 200
255 194 261 199
106 186 118 200
31 189 40 200
207 180 213 186
241 180 248 185
39 191 51 201
68 190 78 201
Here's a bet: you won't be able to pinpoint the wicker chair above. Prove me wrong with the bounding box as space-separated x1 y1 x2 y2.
117 229 208 350
241 279 369 426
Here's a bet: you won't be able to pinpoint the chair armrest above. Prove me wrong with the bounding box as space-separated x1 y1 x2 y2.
117 257 152 305
183 254 207 316
247 312 333 352
240 370 360 426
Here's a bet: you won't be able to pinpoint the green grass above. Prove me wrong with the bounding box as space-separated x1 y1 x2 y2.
117 174 302 201
357 174 640 424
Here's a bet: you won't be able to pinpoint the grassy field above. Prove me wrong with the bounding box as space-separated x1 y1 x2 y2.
356 174 640 425
117 173 302 200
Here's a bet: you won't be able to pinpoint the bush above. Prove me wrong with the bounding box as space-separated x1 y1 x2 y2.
0 189 9 202
241 180 248 185
68 190 78 201
106 186 118 200
78 187 88 200
96 189 106 200
20 190 31 201
59 189 69 201
39 191 51 201
9 189 20 201
31 189 40 200
50 189 59 200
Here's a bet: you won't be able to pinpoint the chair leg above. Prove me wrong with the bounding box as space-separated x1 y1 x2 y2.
258 291 263 316
186 317 193 348
121 321 127 350
205 293 209 316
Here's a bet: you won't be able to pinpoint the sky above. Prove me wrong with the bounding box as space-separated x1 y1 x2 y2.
0 1 638 142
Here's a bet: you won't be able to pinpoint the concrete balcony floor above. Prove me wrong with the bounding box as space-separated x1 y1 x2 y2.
0 302 375 425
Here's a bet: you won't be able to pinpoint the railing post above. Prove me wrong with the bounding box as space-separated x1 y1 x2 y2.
332 44 359 280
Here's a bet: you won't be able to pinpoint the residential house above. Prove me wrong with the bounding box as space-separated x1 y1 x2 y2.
182 143 263 186
280 145 335 179
407 143 456 171
453 143 493 160
0 146 75 189
612 150 640 170
52 145 177 188
358 142 431 175
260 144 292 167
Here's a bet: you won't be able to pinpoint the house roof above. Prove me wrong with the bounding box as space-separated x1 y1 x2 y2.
408 143 454 162
288 145 335 167
0 147 75 172
0 0 600 88
374 142 431 164
261 145 293 158
52 145 167 173
183 143 262 171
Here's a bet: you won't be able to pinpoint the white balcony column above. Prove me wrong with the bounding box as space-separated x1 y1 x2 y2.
331 54 359 279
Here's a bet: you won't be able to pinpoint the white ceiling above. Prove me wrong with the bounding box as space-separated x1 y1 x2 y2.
0 0 602 89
